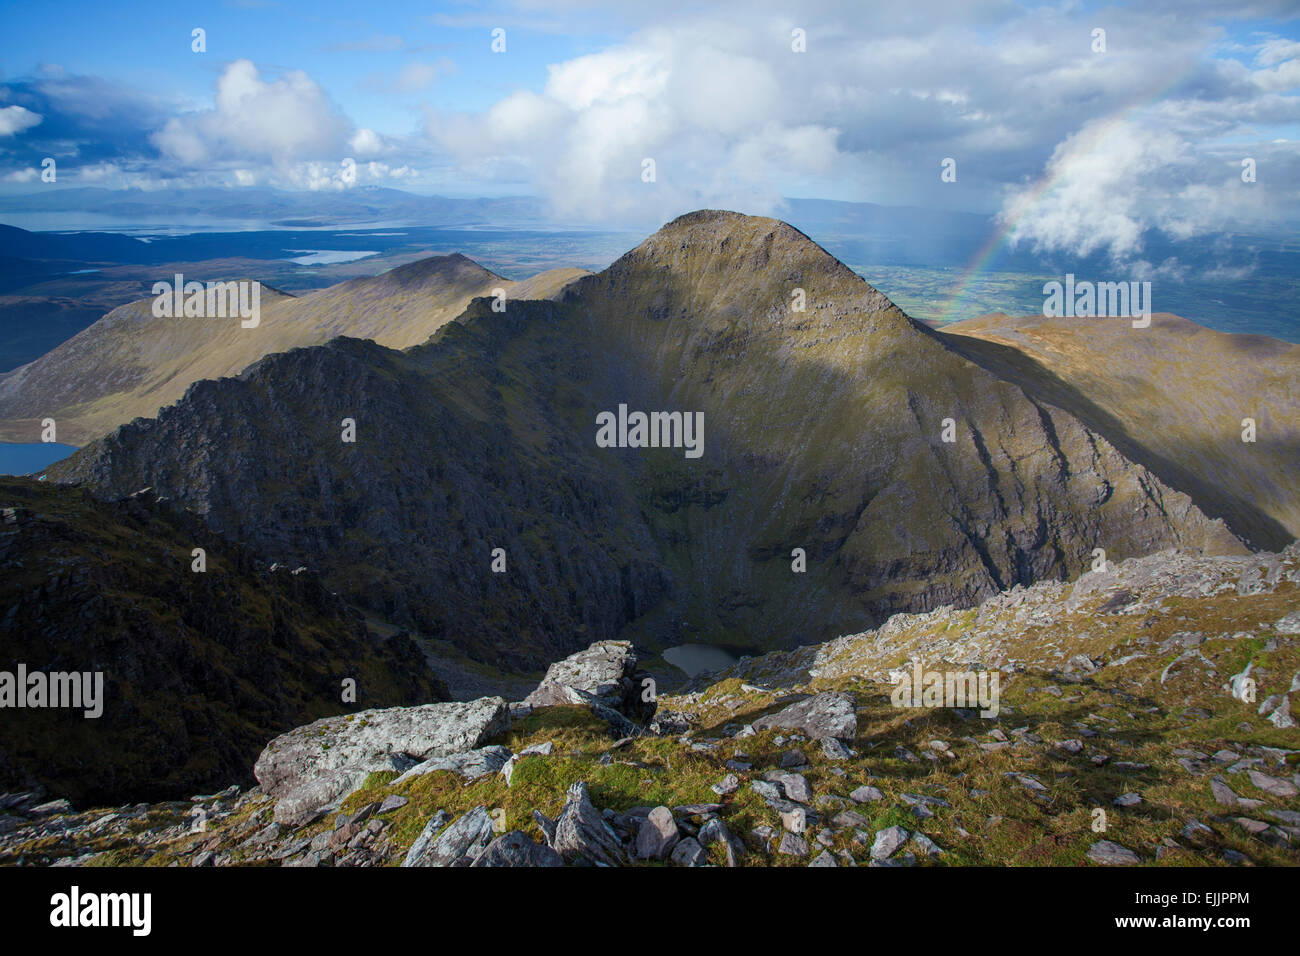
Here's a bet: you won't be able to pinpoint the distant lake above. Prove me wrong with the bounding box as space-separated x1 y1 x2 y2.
286 249 378 265
663 644 741 677
0 442 78 476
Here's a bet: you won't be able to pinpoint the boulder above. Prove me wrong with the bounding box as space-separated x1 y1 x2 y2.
254 697 509 824
752 692 857 741
636 806 680 860
524 641 657 727
400 810 450 867
550 781 626 866
471 831 564 867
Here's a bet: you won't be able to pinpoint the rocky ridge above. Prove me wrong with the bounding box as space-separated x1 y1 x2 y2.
3 545 1296 868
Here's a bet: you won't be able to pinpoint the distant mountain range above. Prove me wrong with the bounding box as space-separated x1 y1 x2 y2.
44 211 1255 673
0 254 584 444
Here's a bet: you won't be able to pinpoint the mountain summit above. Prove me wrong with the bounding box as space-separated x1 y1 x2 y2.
50 211 1244 668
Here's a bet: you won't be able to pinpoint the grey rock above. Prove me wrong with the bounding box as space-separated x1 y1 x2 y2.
809 850 838 867
831 810 869 829
636 806 680 860
777 773 811 803
1087 840 1140 865
1248 769 1298 798
1210 776 1239 806
711 773 740 796
393 745 513 784
870 825 909 860
532 809 557 846
523 640 656 726
780 807 807 833
1114 793 1142 807
752 692 857 741
404 806 493 867
850 786 884 803
1267 695 1294 730
254 697 509 824
378 795 408 814
670 837 707 866
777 832 809 857
751 780 783 802
399 811 448 867
820 737 851 760
552 782 625 866
779 749 809 769
911 832 944 856
471 831 564 867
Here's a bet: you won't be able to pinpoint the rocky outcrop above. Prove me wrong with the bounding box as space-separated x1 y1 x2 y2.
752 692 858 741
3 545 1297 869
254 697 509 824
524 640 657 729
549 782 626 866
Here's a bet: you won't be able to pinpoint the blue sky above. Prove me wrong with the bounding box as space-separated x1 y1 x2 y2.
0 0 1297 258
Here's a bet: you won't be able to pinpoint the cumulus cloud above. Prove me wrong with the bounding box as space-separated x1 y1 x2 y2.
0 106 42 137
151 60 351 168
427 27 850 221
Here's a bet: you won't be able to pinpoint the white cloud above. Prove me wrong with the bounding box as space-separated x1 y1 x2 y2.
350 127 384 156
2 167 38 182
0 105 42 136
151 60 350 168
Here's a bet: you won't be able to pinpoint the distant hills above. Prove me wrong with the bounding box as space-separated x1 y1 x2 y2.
0 255 585 445
46 211 1248 670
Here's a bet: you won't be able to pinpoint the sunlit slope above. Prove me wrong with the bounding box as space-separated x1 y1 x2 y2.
0 255 587 445
942 312 1299 550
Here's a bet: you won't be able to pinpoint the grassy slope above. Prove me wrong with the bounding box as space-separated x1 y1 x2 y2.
942 312 1300 549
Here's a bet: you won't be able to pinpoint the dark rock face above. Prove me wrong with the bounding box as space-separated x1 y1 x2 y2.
0 478 445 807
51 212 1244 671
753 692 858 741
52 334 673 671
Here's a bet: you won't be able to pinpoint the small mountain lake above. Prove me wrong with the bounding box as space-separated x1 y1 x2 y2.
663 643 743 677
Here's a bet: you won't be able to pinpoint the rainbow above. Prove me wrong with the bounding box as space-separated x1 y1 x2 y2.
937 72 1197 326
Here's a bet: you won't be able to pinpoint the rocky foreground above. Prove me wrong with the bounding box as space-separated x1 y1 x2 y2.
2 544 1298 867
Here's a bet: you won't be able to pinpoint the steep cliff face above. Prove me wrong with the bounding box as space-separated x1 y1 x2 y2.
51 211 1244 667
0 478 447 806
